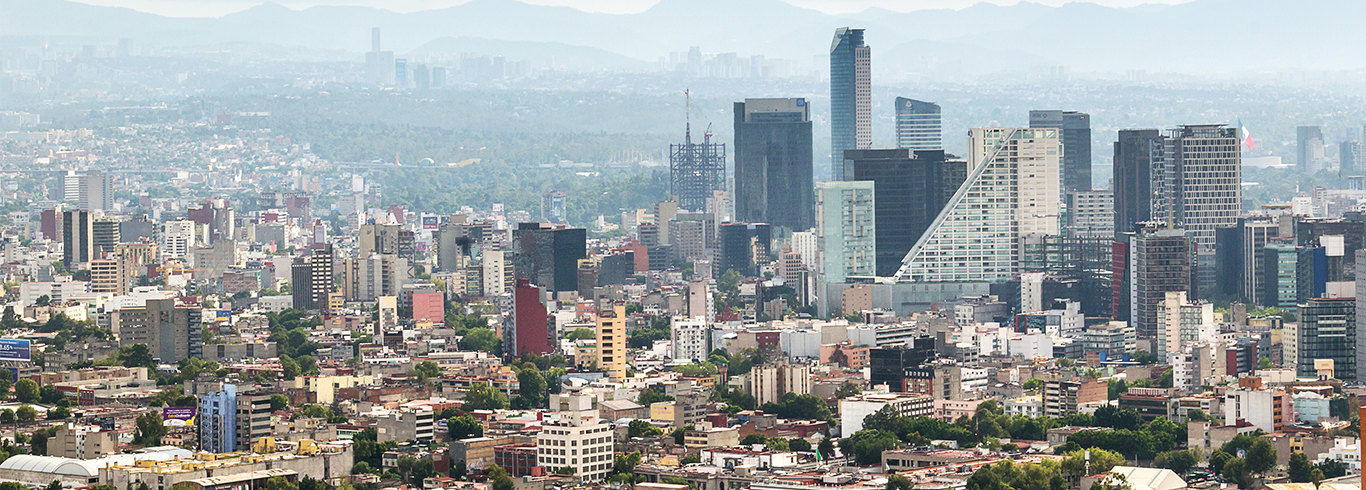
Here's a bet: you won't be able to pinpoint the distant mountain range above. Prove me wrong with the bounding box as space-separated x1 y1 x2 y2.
2 0 1364 75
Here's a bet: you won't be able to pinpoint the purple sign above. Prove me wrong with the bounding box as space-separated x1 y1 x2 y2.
162 406 197 427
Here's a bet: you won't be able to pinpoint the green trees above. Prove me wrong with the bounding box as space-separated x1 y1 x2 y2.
673 362 717 377
637 388 674 406
966 460 1066 490
1288 452 1314 482
886 474 913 490
513 364 547 409
1316 458 1347 479
270 394 289 411
627 419 662 438
410 361 442 384
463 383 508 411
396 455 435 485
834 381 861 398
352 428 397 471
488 464 515 490
1222 458 1252 489
133 411 166 446
280 356 301 380
13 379 36 403
448 414 484 440
838 430 900 465
759 393 831 421
14 406 35 424
1023 378 1044 390
1153 450 1199 475
46 407 70 420
458 328 499 353
1061 449 1125 482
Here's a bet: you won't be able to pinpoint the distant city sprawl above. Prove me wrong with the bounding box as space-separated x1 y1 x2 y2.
0 4 1362 490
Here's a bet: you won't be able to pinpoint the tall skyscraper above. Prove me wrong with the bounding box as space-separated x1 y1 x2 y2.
843 149 965 277
540 190 566 224
894 128 1060 283
113 297 203 363
1029 110 1092 191
895 98 941 151
78 170 112 211
1297 297 1355 380
395 58 408 88
92 217 120 258
1129 226 1193 341
512 222 586 292
366 28 395 85
199 384 238 453
596 304 627 380
413 64 430 90
62 210 92 269
1151 125 1242 293
830 27 871 179
815 181 876 283
291 246 334 311
669 124 726 212
1354 249 1366 382
733 98 813 231
718 223 771 277
1297 126 1325 173
1112 129 1162 238
1341 140 1361 176
1241 217 1280 305
512 278 551 357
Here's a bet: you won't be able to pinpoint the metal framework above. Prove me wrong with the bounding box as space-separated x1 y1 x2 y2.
669 123 726 212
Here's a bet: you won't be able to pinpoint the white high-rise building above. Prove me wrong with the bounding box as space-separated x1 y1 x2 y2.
537 411 613 481
687 280 715 322
895 128 1060 283
1157 291 1215 362
815 181 875 283
790 230 820 271
671 316 710 361
78 171 113 211
1150 125 1242 291
482 249 509 296
895 98 942 151
159 220 195 259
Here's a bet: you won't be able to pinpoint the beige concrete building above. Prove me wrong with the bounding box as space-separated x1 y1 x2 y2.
596 304 627 380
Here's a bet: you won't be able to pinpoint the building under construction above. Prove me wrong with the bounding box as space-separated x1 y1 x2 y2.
669 123 726 212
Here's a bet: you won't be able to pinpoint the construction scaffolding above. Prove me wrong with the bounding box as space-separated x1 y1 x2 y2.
669 123 726 212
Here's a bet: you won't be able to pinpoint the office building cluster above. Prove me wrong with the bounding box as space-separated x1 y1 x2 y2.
0 22 1363 490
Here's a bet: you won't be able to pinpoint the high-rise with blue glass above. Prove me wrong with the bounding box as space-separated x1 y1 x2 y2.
830 28 870 180
199 384 238 453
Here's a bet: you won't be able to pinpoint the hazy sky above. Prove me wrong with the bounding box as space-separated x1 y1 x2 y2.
77 0 1195 17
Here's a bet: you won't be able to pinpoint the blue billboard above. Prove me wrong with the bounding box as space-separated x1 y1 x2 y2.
0 340 31 362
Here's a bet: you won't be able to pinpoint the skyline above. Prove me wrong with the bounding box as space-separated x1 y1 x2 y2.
70 0 1197 18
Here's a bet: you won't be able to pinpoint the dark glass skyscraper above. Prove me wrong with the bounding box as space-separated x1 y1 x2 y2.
842 148 965 277
1297 297 1355 380
1113 129 1162 239
830 27 870 180
1030 110 1092 191
719 223 772 277
513 222 586 292
733 98 814 231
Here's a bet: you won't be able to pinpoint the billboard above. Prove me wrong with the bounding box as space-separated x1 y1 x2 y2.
422 216 439 230
163 406 197 427
0 340 31 362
